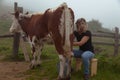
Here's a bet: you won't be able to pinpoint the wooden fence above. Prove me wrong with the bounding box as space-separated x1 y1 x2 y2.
0 2 120 57
92 27 120 56
0 27 120 57
0 2 22 58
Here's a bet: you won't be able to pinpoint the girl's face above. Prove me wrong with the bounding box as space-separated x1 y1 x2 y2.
76 19 87 33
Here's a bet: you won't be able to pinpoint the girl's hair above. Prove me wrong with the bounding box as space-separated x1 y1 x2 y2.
76 18 88 32
75 18 86 25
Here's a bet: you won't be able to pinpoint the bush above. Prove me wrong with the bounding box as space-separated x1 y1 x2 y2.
96 54 120 73
111 56 120 73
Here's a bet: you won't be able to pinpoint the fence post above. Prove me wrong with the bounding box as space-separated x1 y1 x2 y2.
14 2 18 11
114 27 119 56
13 33 20 57
12 2 20 57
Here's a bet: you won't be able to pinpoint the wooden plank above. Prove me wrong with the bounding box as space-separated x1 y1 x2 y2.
93 41 114 46
97 30 115 35
92 33 114 38
0 34 13 38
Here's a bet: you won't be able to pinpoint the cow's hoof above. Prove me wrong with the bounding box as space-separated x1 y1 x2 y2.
36 64 41 67
65 76 71 80
57 76 64 80
29 64 36 69
57 78 64 80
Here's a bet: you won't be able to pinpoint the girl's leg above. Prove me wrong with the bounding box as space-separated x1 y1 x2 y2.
73 49 83 58
81 51 94 75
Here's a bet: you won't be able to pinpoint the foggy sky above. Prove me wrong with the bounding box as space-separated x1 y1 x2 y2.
2 0 120 29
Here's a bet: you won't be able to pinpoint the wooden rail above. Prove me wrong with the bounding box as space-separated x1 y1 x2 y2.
92 27 119 56
0 34 13 38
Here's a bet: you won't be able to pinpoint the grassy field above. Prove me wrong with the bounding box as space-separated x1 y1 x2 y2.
0 38 120 80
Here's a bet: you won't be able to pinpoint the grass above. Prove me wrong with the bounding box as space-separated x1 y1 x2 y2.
24 45 120 80
0 38 13 55
0 39 120 80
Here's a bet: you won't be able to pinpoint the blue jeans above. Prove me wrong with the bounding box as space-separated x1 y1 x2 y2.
73 49 94 75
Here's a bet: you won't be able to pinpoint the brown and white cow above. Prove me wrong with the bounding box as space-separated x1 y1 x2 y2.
10 3 74 80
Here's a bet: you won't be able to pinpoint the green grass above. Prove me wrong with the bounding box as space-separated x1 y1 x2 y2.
24 45 120 80
0 38 13 55
1 38 120 80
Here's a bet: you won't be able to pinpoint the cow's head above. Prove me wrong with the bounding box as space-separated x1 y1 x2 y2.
9 11 29 33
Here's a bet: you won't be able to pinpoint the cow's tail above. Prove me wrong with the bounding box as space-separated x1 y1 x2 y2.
62 3 74 52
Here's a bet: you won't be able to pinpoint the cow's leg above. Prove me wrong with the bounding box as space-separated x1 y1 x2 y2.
34 39 44 66
65 58 72 80
58 55 66 80
29 36 44 68
36 43 43 66
30 45 37 69
28 36 38 69
65 52 74 80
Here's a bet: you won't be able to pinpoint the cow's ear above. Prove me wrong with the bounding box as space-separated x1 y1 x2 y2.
15 11 19 18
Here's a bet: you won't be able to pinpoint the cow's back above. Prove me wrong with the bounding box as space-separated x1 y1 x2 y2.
25 14 49 38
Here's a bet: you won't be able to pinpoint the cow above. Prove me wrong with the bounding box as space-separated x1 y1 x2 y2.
9 3 74 80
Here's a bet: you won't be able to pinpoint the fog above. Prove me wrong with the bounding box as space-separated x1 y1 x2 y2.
2 0 120 29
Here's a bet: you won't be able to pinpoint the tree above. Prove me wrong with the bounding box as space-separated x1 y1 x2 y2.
87 19 103 32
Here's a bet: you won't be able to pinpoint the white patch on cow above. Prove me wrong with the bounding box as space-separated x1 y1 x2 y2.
48 8 54 13
28 36 36 47
48 3 68 13
36 44 42 65
59 4 73 52
21 12 43 19
36 39 44 65
9 16 22 33
60 2 67 8
34 12 43 14
58 55 66 78
48 8 57 12
28 35 44 67
64 7 73 51
58 3 68 38
58 10 65 38
23 14 32 18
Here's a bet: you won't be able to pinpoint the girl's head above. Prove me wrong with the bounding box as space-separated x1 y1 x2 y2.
76 18 88 33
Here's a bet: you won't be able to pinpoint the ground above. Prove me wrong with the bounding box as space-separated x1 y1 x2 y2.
0 56 29 80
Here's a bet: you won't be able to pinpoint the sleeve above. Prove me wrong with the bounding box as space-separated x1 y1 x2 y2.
84 31 91 37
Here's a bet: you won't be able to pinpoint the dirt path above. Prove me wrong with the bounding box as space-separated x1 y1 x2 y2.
0 61 29 80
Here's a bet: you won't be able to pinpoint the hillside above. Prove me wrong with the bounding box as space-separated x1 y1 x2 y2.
0 2 13 34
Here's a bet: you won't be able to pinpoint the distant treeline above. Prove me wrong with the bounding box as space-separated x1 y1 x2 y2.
87 19 111 32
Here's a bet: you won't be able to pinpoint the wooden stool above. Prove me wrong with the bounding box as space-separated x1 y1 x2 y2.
75 58 98 76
